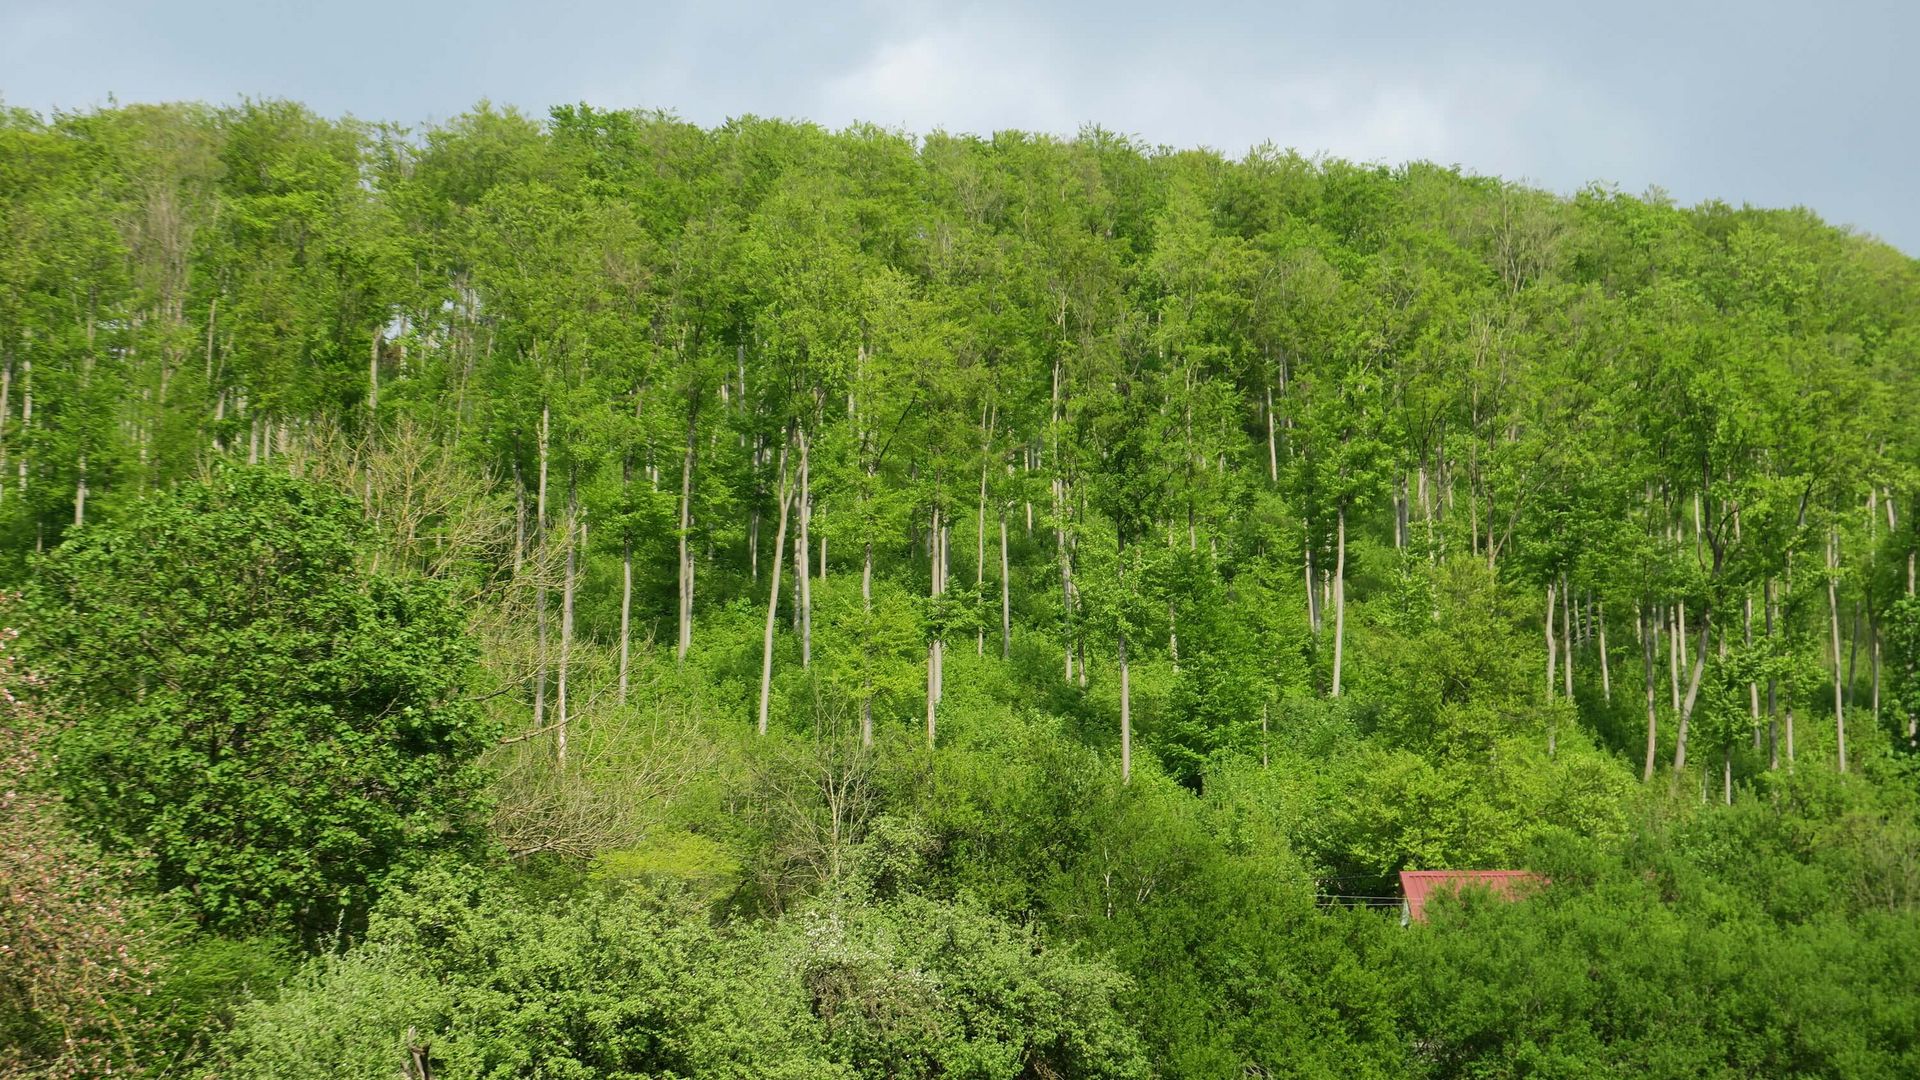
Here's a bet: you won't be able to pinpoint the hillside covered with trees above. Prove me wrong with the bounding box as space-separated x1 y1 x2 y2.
4 100 1920 1078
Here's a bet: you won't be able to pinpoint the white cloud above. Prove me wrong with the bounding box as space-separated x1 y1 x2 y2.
1133 69 1460 163
813 18 1075 136
806 15 1641 196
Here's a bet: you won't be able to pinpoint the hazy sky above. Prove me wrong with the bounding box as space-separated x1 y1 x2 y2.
3 1 1914 252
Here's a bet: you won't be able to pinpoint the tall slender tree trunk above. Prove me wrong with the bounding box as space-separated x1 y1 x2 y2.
1331 504 1348 697
797 427 812 668
1693 492 1704 564
1168 598 1179 670
860 404 876 746
941 520 952 700
1895 495 1918 739
1052 358 1072 683
1871 615 1882 729
977 445 989 656
534 405 550 730
1677 600 1689 704
1642 605 1658 782
1783 562 1799 767
862 534 874 747
1025 447 1034 534
1746 591 1761 748
1668 604 1683 713
1468 446 1481 560
1846 602 1863 705
1546 581 1559 700
1673 613 1711 774
1000 507 1012 660
757 442 793 737
1265 384 1278 483
1073 481 1088 690
619 390 641 704
1056 481 1075 683
1562 574 1575 701
1420 460 1436 556
944 516 954 694
619 530 633 704
72 455 86 528
556 477 577 764
928 504 944 748
1393 473 1407 550
1891 489 1918 597
750 437 762 581
1304 531 1320 634
1828 528 1847 771
1118 546 1132 783
203 295 218 386
1766 578 1779 768
513 462 526 579
1598 602 1612 703
1715 631 1732 801
15 358 27 496
678 403 698 663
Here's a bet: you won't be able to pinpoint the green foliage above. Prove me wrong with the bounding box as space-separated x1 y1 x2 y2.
781 894 1148 1080
7 98 1920 1077
1392 830 1920 1078
222 864 1147 1080
129 931 296 1075
1888 595 1920 746
26 468 496 939
1352 557 1545 753
591 830 741 902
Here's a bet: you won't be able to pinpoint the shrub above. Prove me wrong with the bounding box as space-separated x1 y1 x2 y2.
27 468 497 940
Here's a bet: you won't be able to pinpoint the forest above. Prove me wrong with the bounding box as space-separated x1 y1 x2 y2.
3 98 1920 1078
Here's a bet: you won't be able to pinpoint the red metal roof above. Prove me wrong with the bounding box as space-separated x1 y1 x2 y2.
1398 870 1544 923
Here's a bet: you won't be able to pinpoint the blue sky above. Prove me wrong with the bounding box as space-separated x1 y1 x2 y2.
3 1 1914 252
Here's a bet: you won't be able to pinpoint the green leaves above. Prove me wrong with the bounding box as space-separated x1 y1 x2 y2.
221 865 1148 1080
5 96 1920 1080
1887 596 1920 742
26 468 495 940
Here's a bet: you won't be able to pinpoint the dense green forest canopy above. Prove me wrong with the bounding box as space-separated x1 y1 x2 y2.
4 99 1920 1078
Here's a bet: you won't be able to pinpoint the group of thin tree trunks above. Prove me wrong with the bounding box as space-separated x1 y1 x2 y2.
2 101 1917 792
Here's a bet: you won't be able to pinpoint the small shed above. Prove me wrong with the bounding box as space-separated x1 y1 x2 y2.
1398 870 1543 924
